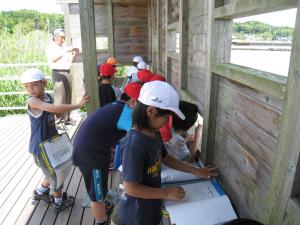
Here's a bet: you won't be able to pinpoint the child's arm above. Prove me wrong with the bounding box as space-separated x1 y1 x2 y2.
189 124 202 161
124 181 185 201
163 154 218 179
29 94 89 114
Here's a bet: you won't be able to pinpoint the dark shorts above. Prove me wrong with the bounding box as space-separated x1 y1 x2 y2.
79 166 109 202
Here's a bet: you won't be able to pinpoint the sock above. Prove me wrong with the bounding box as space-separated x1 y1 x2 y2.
36 184 48 195
95 219 107 225
54 196 63 205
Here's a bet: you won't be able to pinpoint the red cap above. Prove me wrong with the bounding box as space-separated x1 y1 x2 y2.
150 74 166 82
137 69 153 83
99 63 116 76
124 82 142 100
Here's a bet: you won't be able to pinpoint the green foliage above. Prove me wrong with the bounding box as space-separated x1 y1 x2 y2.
233 21 294 40
0 10 64 35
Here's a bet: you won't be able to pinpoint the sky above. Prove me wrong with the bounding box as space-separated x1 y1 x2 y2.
0 0 63 14
235 9 297 28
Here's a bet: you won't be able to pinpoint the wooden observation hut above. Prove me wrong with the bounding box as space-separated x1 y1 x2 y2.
56 0 300 224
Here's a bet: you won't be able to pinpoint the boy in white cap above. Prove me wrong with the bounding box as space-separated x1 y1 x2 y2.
21 68 89 213
45 28 79 125
121 55 144 89
116 81 218 225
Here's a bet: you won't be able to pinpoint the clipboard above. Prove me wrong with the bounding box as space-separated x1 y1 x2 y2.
39 132 73 174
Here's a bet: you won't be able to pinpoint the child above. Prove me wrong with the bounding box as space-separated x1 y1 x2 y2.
165 100 203 163
98 63 121 107
106 57 118 68
137 61 148 70
137 69 153 84
20 68 89 213
118 81 218 225
121 55 144 88
72 82 142 225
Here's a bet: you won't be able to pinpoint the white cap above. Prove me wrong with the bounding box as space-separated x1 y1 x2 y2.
137 61 147 70
53 28 65 36
20 68 45 84
138 81 185 120
133 56 143 63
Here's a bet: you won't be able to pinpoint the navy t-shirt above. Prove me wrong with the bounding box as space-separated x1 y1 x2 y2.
72 101 131 169
118 129 168 225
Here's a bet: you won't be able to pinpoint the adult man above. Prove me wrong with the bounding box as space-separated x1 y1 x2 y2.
45 28 79 125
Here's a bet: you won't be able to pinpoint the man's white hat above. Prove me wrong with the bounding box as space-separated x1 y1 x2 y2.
133 56 144 63
53 28 65 37
138 81 185 120
20 68 46 84
137 61 148 70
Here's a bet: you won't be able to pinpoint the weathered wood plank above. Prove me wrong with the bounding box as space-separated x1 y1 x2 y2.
106 0 115 57
283 198 300 225
202 16 232 164
79 0 99 114
220 77 284 112
212 63 287 100
267 2 300 224
179 0 188 90
214 0 298 19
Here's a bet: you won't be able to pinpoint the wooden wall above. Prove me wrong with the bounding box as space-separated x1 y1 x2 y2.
113 1 149 63
214 76 283 218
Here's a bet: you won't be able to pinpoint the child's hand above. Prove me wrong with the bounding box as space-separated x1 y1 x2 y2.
79 94 90 107
164 186 185 201
185 134 194 143
193 166 219 179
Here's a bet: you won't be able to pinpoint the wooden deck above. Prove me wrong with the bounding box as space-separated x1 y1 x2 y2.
0 113 95 225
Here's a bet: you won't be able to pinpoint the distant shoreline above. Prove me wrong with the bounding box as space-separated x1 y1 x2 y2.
232 40 292 51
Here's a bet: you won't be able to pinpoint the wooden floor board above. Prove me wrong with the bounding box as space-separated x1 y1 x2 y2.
0 113 90 225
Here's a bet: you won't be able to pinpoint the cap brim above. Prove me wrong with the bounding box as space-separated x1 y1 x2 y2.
164 107 185 120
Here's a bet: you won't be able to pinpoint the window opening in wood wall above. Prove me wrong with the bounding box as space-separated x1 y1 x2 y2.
231 9 296 77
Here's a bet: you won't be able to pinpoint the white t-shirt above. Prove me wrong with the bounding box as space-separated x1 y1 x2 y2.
45 42 73 70
165 133 190 162
126 66 139 82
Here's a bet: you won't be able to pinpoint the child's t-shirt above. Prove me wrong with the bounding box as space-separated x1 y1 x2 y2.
118 129 168 225
99 83 116 107
165 132 190 162
27 93 58 154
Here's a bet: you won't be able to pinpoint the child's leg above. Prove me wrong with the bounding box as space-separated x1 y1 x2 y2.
79 166 109 225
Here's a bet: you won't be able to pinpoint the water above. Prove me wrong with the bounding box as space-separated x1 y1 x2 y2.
230 50 291 77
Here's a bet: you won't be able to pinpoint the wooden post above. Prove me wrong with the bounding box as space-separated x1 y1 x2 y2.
148 0 152 66
201 0 233 164
179 0 188 90
266 2 300 224
79 0 99 114
106 0 115 57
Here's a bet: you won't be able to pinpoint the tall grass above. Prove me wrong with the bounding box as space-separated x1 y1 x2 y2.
0 29 53 117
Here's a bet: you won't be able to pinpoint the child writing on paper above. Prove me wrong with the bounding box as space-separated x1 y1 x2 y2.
165 100 203 163
117 81 218 225
21 68 89 213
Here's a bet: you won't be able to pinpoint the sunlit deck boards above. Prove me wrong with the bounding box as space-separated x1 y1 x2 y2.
0 113 93 225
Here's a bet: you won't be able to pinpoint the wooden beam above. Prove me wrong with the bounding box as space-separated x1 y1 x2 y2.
214 0 298 19
63 4 71 46
79 0 99 114
266 2 300 224
106 0 115 57
284 198 300 225
167 22 179 31
201 15 233 164
148 0 152 66
167 51 179 60
179 0 188 90
212 63 287 99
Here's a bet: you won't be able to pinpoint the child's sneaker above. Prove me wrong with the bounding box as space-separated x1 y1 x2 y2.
32 189 54 203
53 192 75 213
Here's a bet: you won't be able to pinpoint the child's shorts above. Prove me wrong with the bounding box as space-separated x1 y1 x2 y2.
33 153 63 192
79 166 108 202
